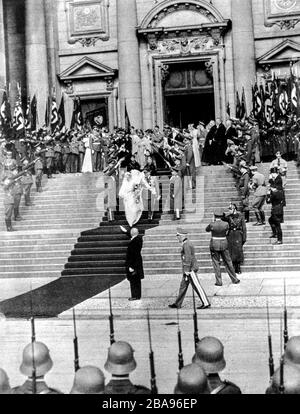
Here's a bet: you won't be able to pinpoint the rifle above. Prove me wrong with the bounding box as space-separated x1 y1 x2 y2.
279 316 285 394
30 284 37 394
147 309 158 394
266 299 274 379
283 279 288 349
177 308 184 371
72 308 80 372
2 158 41 189
108 288 115 345
192 289 199 352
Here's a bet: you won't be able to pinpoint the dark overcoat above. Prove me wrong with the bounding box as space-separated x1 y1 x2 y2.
126 235 144 280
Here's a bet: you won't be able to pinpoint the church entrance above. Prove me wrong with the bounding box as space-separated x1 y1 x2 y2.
163 61 215 129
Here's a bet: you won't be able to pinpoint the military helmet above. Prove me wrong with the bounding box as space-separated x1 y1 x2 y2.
284 336 300 367
269 364 300 394
20 342 53 377
0 369 11 394
192 337 226 374
174 364 210 394
70 366 105 394
104 341 137 375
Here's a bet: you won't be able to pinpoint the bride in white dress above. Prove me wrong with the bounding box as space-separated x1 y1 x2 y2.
81 134 94 173
119 169 155 227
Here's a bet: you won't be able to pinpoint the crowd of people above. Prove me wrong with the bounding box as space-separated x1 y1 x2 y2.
1 330 300 394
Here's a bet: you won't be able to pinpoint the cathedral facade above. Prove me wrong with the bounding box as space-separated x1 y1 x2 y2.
1 0 300 130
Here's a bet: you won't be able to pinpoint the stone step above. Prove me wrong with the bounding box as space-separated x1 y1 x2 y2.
0 245 75 254
61 268 125 276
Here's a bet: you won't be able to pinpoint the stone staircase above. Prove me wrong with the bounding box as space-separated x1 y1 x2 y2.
0 173 104 284
143 161 300 275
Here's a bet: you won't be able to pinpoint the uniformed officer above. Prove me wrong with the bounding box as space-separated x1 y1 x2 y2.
12 342 63 394
206 208 240 286
1 169 15 231
169 228 210 310
266 364 300 394
270 151 288 188
62 137 71 173
78 136 86 172
238 165 251 222
3 151 18 172
11 167 23 221
34 149 44 193
54 136 63 174
250 166 267 226
92 134 102 172
45 141 55 178
0 368 11 394
69 136 79 173
104 341 151 394
70 366 105 394
192 337 242 394
169 167 183 220
174 364 210 394
266 184 285 245
21 159 34 206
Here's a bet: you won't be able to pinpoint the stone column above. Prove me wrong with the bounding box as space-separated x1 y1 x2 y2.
25 0 49 127
231 0 256 113
0 0 6 90
4 0 26 107
140 41 153 130
45 0 60 97
117 0 143 129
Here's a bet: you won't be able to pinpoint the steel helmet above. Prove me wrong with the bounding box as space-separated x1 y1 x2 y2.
284 336 300 367
268 364 300 394
104 341 137 375
0 369 11 394
174 364 210 394
192 337 226 373
20 342 53 377
70 366 105 394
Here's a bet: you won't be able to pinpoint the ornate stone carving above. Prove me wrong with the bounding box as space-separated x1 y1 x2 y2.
160 64 170 85
65 0 110 46
105 77 114 91
264 0 300 30
63 81 74 95
150 36 214 55
205 60 214 77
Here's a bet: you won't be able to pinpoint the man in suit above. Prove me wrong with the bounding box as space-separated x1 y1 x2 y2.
169 228 210 310
212 118 226 165
206 208 240 286
266 184 285 245
125 227 144 301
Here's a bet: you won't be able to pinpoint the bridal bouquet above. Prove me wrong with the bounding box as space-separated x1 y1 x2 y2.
133 184 142 204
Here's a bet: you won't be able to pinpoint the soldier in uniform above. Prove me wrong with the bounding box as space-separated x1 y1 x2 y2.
11 167 23 221
34 149 44 193
1 169 16 231
206 208 240 286
12 342 63 394
238 165 251 222
0 369 11 394
270 150 288 188
70 366 105 394
266 364 300 394
250 166 267 226
169 228 210 310
62 137 71 173
104 341 151 394
169 167 183 220
54 136 63 174
70 136 80 174
174 364 210 394
45 141 55 178
192 337 242 394
92 134 102 172
266 182 285 245
21 159 34 206
3 151 18 172
78 136 86 173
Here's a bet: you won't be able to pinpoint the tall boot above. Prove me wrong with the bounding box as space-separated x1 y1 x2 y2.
237 263 242 274
5 219 13 232
260 211 266 225
253 212 261 226
244 211 250 223
14 208 22 221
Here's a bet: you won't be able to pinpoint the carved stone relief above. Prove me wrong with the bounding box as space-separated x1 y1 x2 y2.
264 0 300 29
149 36 215 55
65 0 110 47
